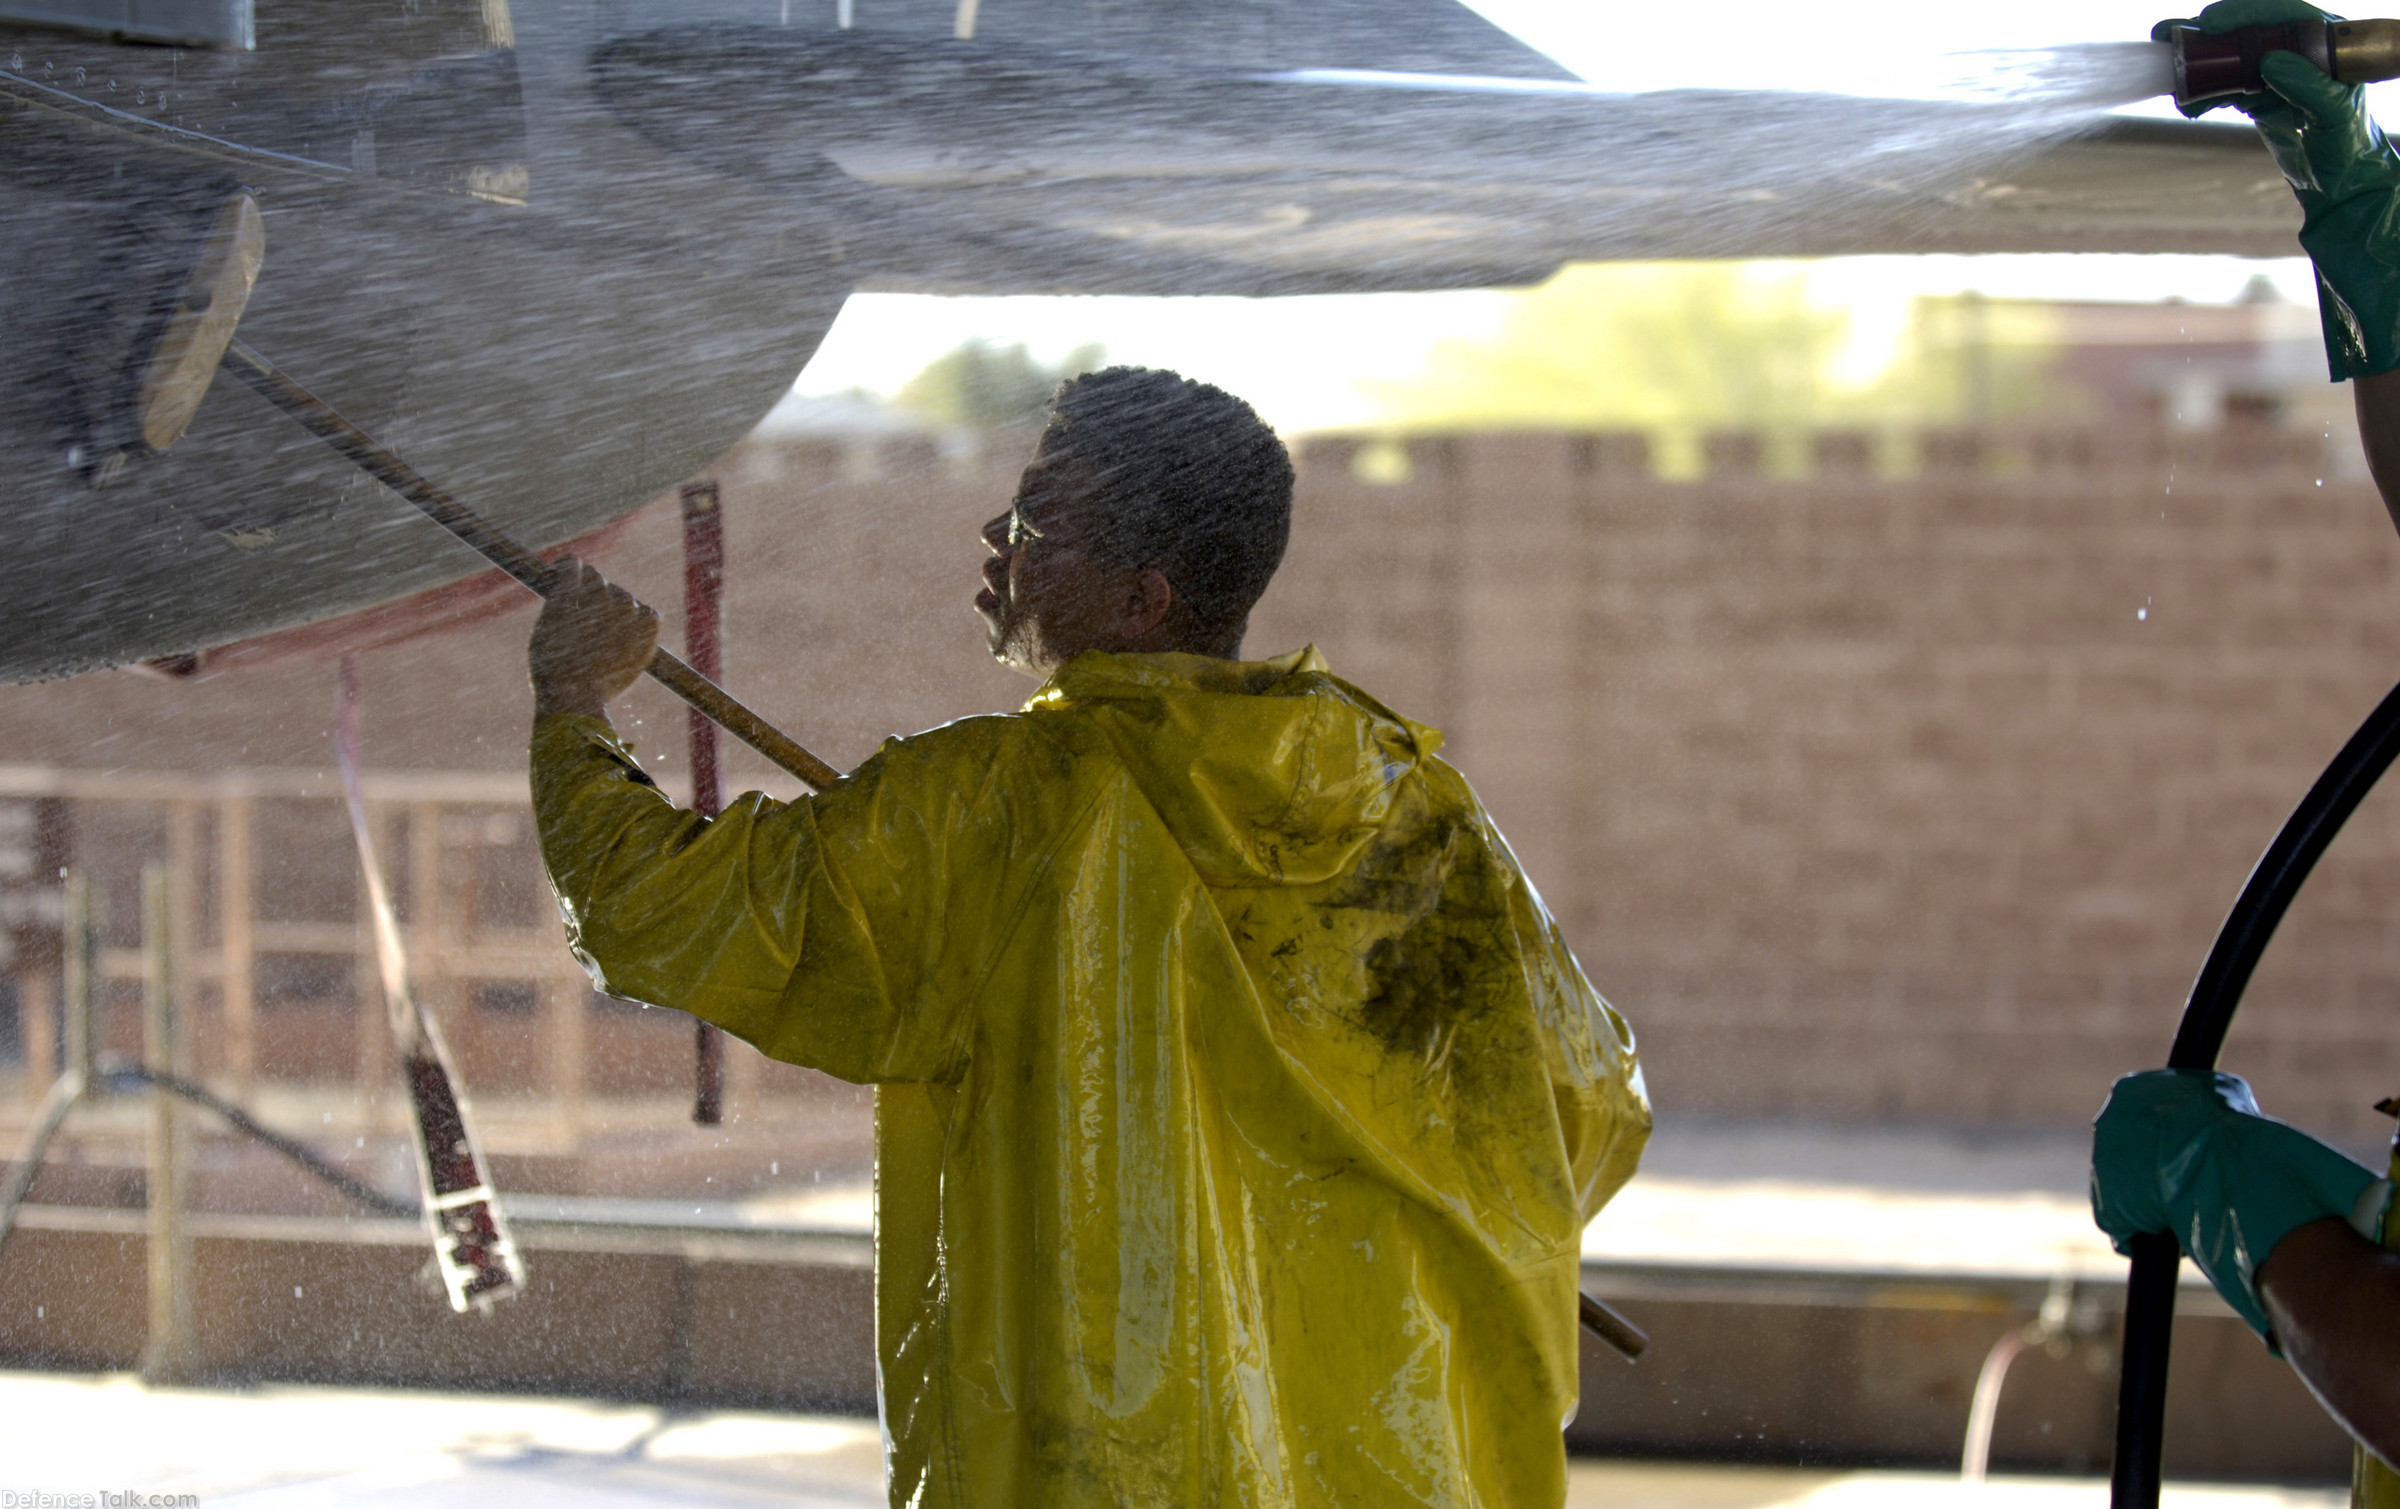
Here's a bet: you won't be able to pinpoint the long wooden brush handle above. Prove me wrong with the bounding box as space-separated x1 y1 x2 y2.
221 338 842 792
1579 1289 1648 1363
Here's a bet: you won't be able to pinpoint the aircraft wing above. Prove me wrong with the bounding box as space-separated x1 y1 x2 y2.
0 0 2303 687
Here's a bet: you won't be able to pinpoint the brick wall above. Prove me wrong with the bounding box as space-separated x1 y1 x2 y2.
1258 427 2400 1138
5 422 2397 1137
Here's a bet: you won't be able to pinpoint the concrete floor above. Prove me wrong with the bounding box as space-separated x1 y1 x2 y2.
0 1371 2344 1507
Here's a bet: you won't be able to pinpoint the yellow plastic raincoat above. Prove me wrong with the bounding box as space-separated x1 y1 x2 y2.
534 646 1650 1508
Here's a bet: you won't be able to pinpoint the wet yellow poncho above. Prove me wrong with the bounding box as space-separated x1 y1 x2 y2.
533 647 1650 1508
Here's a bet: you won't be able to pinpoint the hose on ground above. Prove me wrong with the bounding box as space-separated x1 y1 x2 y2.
0 1064 420 1264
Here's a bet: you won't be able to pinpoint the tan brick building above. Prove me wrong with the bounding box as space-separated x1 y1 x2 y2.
2 414 2397 1147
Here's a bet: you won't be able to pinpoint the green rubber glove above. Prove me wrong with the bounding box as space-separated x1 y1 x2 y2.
2092 1067 2379 1342
2153 0 2400 376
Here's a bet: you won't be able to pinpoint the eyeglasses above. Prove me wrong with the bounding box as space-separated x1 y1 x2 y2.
1004 503 1054 552
1005 500 1114 560
1004 500 1184 602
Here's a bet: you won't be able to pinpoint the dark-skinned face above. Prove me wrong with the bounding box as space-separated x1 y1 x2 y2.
977 434 1177 676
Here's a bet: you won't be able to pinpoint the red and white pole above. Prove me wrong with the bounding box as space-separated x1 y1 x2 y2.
682 480 728 1126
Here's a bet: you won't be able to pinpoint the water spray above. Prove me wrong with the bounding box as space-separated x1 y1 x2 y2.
2165 16 2400 108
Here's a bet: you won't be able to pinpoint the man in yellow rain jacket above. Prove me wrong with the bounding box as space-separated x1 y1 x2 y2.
529 367 1650 1507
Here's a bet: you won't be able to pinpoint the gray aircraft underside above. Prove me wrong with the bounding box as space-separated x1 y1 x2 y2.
0 0 2295 684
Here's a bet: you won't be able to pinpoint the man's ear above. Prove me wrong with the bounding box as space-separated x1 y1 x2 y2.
1128 567 1176 635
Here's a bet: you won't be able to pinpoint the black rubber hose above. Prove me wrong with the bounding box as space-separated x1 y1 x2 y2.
0 1072 87 1260
0 1066 419 1268
119 1067 419 1219
2110 673 2400 1507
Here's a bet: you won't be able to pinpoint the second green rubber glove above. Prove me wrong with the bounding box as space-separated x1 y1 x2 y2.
2093 1068 2380 1342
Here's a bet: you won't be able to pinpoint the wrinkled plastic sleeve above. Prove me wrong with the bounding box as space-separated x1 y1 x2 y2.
530 712 983 1083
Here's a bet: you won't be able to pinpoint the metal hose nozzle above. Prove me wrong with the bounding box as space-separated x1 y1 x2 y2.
2169 16 2400 108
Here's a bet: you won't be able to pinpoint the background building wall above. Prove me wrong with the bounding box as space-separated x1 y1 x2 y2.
1269 427 2400 1139
2 420 2396 1141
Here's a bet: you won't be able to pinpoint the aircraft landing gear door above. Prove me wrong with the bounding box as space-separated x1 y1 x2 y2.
0 1 253 50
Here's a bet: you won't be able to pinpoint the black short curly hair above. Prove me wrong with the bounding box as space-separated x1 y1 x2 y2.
1040 367 1294 645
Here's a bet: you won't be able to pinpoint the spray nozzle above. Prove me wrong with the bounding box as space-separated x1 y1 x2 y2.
2167 16 2400 108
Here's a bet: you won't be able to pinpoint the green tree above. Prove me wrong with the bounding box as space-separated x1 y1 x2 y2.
1877 292 2067 430
894 340 1107 430
1365 264 2063 474
1368 264 1836 431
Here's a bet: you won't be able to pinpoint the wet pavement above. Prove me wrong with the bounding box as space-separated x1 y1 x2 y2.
0 1370 2342 1507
